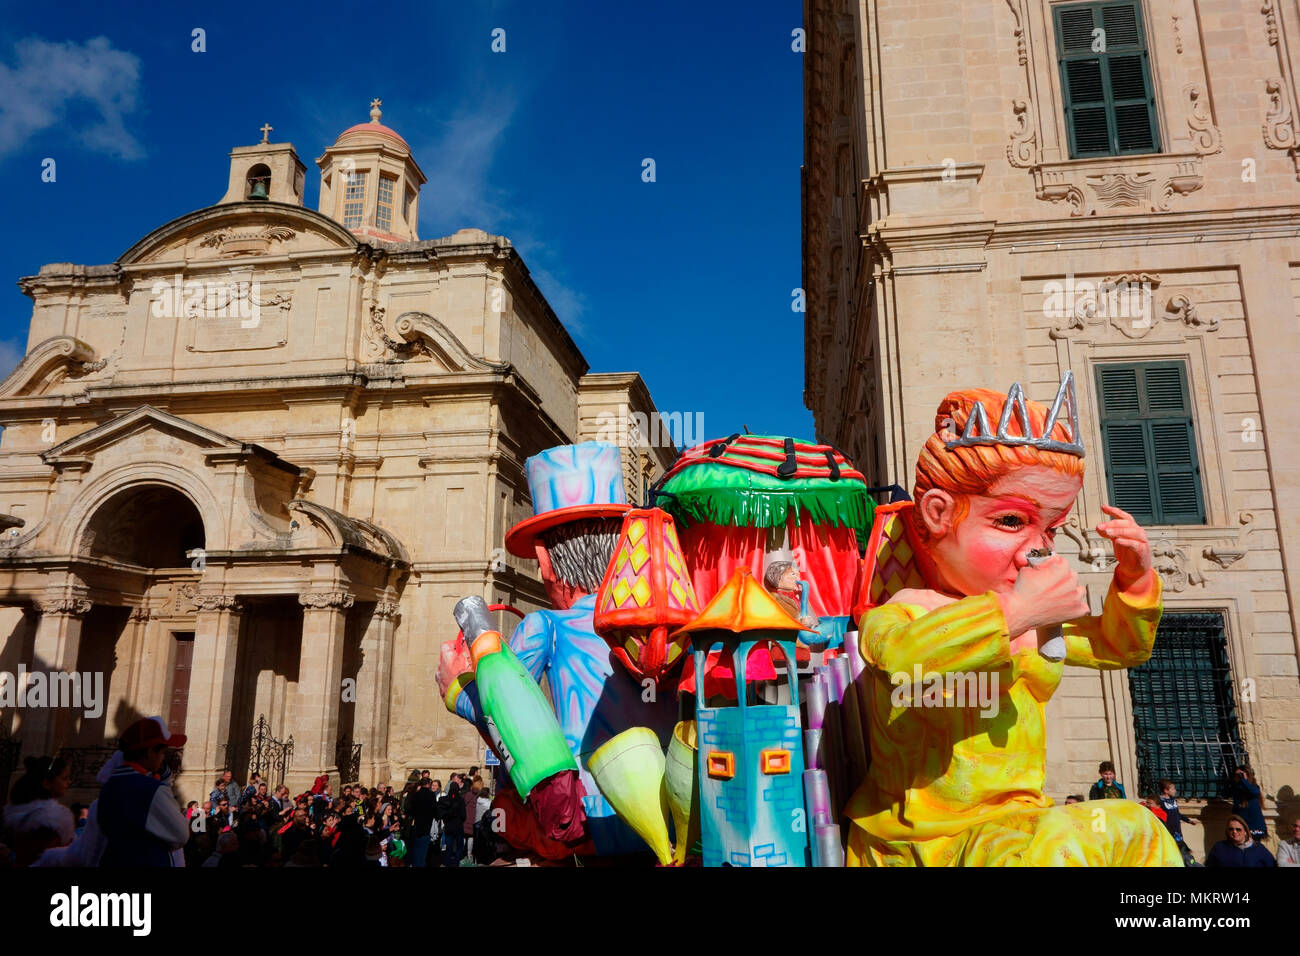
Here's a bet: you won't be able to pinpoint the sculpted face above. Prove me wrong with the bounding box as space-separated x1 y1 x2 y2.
918 465 1083 598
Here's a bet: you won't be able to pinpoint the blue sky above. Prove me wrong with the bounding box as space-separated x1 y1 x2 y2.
0 0 812 440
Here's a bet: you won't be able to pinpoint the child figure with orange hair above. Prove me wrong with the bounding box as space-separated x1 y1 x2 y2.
845 374 1182 866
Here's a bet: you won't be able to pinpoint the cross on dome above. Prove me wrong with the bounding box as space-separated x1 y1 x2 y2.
369 98 382 122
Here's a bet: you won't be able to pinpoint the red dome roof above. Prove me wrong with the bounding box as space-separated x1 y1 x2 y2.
336 122 410 150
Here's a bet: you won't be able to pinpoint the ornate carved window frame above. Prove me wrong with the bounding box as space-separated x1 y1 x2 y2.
1005 0 1221 216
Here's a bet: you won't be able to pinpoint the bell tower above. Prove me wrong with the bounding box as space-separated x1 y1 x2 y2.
217 122 307 206
317 99 426 242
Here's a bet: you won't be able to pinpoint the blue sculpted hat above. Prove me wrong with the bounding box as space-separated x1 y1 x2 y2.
504 442 631 558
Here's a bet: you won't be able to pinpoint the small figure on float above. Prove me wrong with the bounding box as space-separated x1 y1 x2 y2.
844 372 1183 866
762 560 821 634
652 435 873 697
437 442 678 858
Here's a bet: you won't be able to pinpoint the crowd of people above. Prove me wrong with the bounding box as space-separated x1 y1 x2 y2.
0 716 512 867
172 765 505 868
1058 761 1298 868
5 721 1298 868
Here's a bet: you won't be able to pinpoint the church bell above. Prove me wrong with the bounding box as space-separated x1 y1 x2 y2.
248 179 269 200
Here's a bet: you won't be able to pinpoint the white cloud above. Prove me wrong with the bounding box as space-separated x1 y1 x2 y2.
526 262 589 336
0 36 144 160
413 92 517 237
408 94 588 334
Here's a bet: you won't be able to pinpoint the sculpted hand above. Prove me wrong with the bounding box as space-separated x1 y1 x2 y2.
436 636 474 704
999 553 1089 636
1097 504 1152 591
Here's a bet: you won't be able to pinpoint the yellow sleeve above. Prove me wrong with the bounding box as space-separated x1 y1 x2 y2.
859 593 1012 676
1063 570 1163 670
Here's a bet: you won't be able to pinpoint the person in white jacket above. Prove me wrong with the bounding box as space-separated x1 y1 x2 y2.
2 755 76 865
35 716 189 867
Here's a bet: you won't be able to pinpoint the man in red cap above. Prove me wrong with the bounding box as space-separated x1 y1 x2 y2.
96 716 191 867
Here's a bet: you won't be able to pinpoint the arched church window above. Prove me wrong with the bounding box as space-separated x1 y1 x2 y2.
246 163 271 200
377 174 396 231
343 169 368 228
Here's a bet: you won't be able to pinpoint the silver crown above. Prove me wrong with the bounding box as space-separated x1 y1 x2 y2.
943 371 1085 458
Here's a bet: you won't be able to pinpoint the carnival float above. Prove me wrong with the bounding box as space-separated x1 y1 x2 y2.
435 372 1183 867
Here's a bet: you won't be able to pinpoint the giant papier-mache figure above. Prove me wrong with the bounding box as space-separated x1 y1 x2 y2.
437 443 676 858
435 371 1183 867
843 372 1182 866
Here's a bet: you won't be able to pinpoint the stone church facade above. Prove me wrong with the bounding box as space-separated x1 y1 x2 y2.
804 1 1300 844
0 104 674 801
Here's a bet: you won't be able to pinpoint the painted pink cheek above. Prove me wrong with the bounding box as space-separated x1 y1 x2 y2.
966 535 1022 582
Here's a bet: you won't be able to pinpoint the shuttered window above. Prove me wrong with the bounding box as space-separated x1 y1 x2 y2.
1129 612 1249 799
1054 2 1160 158
1096 362 1204 524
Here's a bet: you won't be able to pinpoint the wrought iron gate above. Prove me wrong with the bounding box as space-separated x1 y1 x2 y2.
225 714 294 788
335 739 362 785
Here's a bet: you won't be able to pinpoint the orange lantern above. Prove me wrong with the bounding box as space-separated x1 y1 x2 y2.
594 508 700 685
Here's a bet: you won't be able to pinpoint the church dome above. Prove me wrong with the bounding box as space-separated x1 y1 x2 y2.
316 98 426 242
335 121 410 151
333 100 410 151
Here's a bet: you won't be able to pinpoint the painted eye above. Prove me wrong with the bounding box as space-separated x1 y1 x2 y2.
993 514 1025 529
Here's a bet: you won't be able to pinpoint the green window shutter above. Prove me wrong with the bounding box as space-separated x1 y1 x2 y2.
1054 2 1160 158
1096 362 1205 525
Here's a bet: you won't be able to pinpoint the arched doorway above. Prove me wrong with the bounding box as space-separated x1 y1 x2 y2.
81 484 205 567
70 484 207 751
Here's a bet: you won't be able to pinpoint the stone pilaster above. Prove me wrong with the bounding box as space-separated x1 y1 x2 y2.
288 590 353 793
355 600 399 785
22 595 91 754
179 594 244 803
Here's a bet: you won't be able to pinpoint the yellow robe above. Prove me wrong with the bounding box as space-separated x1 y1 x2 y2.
844 572 1183 866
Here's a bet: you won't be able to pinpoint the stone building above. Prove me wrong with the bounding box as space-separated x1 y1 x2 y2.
0 102 674 801
803 1 1300 844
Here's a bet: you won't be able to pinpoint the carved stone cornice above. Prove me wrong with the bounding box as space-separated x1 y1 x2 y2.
34 598 93 618
1069 514 1260 591
393 312 512 373
196 225 296 257
0 336 101 399
194 594 244 613
1046 275 1219 342
1007 99 1038 168
1031 153 1204 218
129 606 159 622
1186 85 1223 155
1261 0 1300 179
374 600 402 621
299 591 355 610
1164 292 1219 332
1004 0 1040 169
1202 512 1258 569
1152 541 1208 593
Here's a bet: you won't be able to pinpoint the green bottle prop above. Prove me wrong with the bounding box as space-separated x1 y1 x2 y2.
454 596 577 798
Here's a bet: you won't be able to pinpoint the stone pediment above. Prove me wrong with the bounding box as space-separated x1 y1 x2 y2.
41 405 300 476
0 336 103 399
287 499 409 566
119 202 358 266
364 308 512 373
